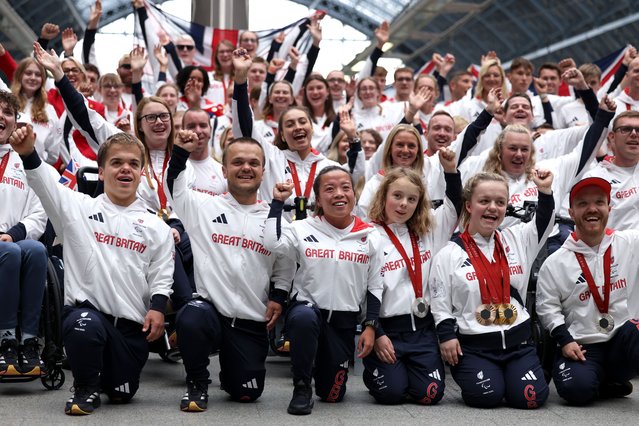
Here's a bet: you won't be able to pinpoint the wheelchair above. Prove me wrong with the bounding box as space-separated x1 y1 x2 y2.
0 249 66 390
506 201 576 383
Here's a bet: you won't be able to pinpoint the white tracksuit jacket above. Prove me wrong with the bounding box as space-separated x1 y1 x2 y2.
429 192 554 346
537 230 639 344
264 210 384 318
377 196 460 323
24 153 174 324
0 145 49 240
166 147 295 322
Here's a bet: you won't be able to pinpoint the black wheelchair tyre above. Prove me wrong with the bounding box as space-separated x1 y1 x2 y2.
39 257 66 390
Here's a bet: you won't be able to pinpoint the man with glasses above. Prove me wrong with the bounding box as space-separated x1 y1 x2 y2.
239 31 259 58
582 111 639 230
175 35 197 67
388 67 414 103
327 70 347 110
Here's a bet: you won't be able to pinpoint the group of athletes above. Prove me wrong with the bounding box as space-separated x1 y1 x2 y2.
1 0 639 417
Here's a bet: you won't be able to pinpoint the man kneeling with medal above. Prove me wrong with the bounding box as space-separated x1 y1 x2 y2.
537 177 639 405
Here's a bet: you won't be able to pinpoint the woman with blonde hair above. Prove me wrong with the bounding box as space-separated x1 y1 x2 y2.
363 154 461 405
430 170 555 409
459 95 617 229
11 57 64 166
460 58 508 123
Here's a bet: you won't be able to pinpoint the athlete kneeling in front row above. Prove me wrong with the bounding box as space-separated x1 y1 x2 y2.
0 90 49 377
9 127 174 415
537 177 639 405
362 147 462 405
266 166 384 415
166 132 295 411
430 170 555 409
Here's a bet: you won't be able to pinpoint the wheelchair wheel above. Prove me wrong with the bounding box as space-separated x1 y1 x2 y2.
159 348 182 363
40 257 66 390
41 366 65 390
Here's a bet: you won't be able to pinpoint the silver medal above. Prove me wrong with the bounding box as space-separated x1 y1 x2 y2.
412 297 428 318
596 313 614 333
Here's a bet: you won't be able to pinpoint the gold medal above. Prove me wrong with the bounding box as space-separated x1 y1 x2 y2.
475 304 496 326
496 303 518 325
412 297 428 318
157 208 170 222
596 313 614 333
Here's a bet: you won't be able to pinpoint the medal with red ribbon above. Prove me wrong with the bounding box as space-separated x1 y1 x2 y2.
381 224 427 318
575 246 614 333
287 160 318 220
460 230 517 325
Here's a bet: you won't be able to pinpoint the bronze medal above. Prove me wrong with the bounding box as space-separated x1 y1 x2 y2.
412 297 428 318
596 313 614 333
157 208 170 222
497 303 518 325
475 304 496 326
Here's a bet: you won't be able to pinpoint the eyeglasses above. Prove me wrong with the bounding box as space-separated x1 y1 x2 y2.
328 78 345 84
177 45 195 51
119 63 132 70
241 38 257 44
139 112 171 123
62 67 81 75
614 126 639 135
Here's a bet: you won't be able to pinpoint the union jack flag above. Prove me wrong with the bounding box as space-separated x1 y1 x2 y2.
59 159 79 191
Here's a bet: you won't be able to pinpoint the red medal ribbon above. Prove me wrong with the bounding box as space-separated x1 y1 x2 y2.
381 224 423 298
287 160 318 199
574 246 612 314
0 152 10 183
460 230 511 304
150 154 170 210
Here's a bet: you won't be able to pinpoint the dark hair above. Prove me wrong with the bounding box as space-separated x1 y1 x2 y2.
176 66 210 96
509 57 534 73
84 63 101 77
222 137 265 165
504 92 533 112
302 74 335 127
273 106 313 150
0 90 19 118
539 62 561 77
393 67 414 79
312 165 354 215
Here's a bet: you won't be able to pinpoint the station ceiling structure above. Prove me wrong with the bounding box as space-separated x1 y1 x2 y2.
2 0 638 73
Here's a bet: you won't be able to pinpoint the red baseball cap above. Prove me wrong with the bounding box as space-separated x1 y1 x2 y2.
569 177 611 206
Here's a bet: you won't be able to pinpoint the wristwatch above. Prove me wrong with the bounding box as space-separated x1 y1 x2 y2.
363 319 378 330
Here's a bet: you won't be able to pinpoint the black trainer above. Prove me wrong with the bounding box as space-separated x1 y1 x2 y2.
0 338 20 376
65 385 101 415
18 338 45 376
180 380 209 412
600 380 634 398
287 379 314 415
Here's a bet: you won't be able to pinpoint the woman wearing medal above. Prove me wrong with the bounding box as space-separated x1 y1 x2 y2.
362 146 462 405
429 169 555 409
537 177 639 405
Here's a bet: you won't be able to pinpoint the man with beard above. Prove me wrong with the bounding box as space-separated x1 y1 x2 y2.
537 177 639 405
166 133 294 411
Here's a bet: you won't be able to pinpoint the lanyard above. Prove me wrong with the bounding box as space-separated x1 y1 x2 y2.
381 224 423 298
460 230 511 304
287 160 318 199
150 154 170 209
575 246 612 314
0 152 10 183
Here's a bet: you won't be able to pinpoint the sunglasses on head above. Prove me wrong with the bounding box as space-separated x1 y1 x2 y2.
177 45 195 51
